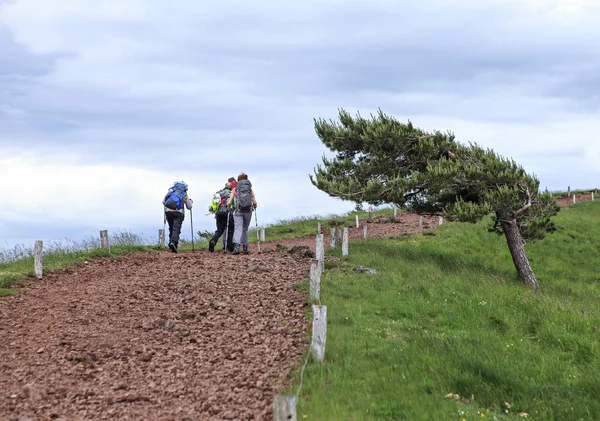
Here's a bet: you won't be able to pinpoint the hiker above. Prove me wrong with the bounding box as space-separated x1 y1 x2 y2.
227 172 257 255
162 181 193 253
228 176 237 190
208 182 235 252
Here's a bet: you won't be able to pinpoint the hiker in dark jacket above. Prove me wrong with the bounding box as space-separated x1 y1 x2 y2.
162 181 193 253
208 182 235 253
226 172 257 255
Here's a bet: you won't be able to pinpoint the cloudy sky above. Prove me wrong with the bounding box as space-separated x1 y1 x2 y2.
1 0 599 248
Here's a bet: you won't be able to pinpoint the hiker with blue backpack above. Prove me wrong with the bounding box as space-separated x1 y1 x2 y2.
162 181 194 253
207 181 235 253
226 172 258 255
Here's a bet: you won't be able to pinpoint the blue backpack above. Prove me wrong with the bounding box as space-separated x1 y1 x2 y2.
164 182 188 210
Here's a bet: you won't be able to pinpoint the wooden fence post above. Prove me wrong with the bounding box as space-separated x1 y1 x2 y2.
100 230 110 253
273 395 297 421
158 229 166 248
309 258 321 301
363 223 367 239
368 206 373 221
330 228 336 248
34 240 43 279
419 216 423 233
342 228 349 256
316 234 325 272
355 215 359 228
260 228 266 242
567 186 571 197
336 227 343 246
311 305 327 362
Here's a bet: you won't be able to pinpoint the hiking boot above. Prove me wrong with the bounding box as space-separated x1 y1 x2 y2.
232 244 240 255
242 245 249 255
168 242 177 253
208 240 216 252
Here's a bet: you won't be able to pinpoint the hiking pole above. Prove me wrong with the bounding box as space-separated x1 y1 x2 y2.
190 208 195 252
254 207 260 254
163 212 167 249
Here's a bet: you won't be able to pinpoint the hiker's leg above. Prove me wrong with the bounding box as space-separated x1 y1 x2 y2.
240 211 252 245
171 212 185 247
166 212 174 237
233 212 244 244
211 214 226 244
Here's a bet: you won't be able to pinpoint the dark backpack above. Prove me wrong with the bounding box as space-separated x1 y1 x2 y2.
216 189 231 215
235 179 253 212
164 182 187 210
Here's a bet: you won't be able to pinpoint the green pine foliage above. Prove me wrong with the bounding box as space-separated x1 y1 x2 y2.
310 109 560 286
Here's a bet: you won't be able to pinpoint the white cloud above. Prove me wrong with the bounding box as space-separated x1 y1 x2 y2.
0 148 354 243
1 0 599 245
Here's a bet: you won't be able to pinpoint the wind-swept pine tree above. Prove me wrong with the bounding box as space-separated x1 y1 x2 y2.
310 108 559 288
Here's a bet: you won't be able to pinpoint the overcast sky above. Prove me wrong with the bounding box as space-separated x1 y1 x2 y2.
1 0 599 249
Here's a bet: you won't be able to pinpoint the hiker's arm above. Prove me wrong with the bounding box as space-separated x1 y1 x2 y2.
252 190 257 208
185 196 193 209
227 189 235 207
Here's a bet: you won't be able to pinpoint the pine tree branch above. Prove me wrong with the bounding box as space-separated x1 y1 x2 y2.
514 187 532 218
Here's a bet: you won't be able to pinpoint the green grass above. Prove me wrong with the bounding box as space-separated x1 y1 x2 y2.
285 201 600 421
246 208 398 243
549 188 598 199
0 231 156 295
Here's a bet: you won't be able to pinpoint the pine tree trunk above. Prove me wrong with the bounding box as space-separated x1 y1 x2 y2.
500 217 539 288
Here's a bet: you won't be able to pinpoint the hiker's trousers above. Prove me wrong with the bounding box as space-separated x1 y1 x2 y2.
211 212 234 251
165 211 185 247
233 211 252 246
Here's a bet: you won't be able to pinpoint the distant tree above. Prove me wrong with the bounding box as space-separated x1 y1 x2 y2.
310 108 559 288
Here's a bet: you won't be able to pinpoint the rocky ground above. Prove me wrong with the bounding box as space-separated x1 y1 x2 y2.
0 196 588 420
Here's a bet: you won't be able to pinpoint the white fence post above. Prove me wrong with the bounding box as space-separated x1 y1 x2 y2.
419 216 423 233
309 258 321 301
336 227 343 246
592 192 595 201
573 194 576 204
330 228 336 248
317 221 321 234
355 215 359 228
363 223 367 239
311 305 327 362
393 207 397 218
100 230 110 253
368 206 373 221
342 228 349 256
316 234 325 272
34 240 43 279
158 229 166 248
439 216 444 226
260 228 266 242
273 395 297 421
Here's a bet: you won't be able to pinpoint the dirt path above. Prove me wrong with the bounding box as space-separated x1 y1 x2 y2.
0 198 585 420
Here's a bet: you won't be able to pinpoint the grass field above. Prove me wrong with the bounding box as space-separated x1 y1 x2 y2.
2 199 599 420
285 201 600 421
